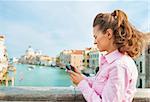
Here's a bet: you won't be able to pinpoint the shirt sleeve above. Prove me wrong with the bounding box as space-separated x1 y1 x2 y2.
77 79 102 102
77 64 127 102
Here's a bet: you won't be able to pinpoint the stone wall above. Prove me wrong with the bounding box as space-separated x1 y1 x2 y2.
0 87 150 102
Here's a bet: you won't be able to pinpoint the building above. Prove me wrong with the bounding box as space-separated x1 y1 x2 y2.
59 50 73 67
0 35 15 86
89 45 99 70
38 55 53 66
70 50 84 70
135 33 150 88
25 46 35 56
58 49 84 70
145 33 150 88
82 48 91 68
135 51 146 88
19 46 54 66
89 51 99 69
0 35 8 72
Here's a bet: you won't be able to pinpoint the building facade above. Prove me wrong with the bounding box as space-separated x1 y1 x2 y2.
88 45 100 73
145 42 150 88
59 50 72 67
82 48 91 68
135 33 150 88
89 51 99 70
70 50 84 70
0 37 8 72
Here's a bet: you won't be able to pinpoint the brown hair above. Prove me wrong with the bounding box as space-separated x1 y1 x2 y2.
93 10 146 58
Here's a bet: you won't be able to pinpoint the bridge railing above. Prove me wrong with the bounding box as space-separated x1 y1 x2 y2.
0 87 150 102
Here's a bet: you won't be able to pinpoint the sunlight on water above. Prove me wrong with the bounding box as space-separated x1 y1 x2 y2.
13 64 72 87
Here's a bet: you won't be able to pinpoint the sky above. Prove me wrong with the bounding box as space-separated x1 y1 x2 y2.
0 0 149 58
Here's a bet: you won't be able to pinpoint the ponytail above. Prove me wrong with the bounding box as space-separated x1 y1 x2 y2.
93 10 147 58
111 10 145 58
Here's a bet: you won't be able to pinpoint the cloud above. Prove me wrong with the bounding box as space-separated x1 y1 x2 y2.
0 1 149 57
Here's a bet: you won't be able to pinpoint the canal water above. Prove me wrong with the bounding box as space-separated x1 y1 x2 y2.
10 64 73 87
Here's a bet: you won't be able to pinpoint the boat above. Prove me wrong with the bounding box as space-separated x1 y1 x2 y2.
28 65 35 69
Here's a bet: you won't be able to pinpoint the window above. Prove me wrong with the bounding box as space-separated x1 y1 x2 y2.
87 59 89 63
148 48 150 54
140 61 142 73
82 59 85 63
138 79 142 88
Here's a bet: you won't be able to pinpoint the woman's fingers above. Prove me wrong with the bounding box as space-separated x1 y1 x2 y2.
68 70 77 76
68 70 73 74
71 65 81 74
69 71 79 81
70 75 73 80
70 73 76 81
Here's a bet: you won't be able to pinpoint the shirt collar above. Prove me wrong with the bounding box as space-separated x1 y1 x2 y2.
104 50 123 64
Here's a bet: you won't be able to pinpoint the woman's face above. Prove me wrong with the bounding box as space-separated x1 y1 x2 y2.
93 25 110 52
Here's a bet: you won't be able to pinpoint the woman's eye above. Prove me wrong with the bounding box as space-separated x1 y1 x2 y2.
95 36 97 39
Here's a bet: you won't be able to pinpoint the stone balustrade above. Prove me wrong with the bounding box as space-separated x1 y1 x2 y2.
0 87 150 102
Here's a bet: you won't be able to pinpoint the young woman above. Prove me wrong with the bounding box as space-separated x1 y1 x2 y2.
68 10 146 102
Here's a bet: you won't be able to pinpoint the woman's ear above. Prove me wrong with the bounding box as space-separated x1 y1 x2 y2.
105 29 113 40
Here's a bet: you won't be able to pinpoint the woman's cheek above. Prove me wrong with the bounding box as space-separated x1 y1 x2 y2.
99 39 106 51
97 41 102 50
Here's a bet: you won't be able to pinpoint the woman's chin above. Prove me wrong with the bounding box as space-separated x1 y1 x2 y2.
98 49 106 52
98 48 103 52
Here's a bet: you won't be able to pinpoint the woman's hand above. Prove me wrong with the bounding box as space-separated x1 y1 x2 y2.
68 70 84 85
68 66 84 85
